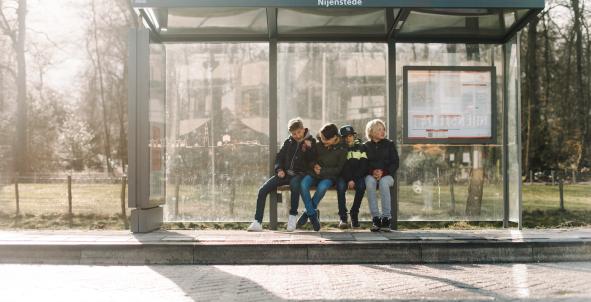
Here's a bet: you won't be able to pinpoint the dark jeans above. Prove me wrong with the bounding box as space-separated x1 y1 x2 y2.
336 176 366 218
254 174 303 223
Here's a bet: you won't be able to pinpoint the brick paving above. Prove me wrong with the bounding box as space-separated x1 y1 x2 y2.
1 262 590 301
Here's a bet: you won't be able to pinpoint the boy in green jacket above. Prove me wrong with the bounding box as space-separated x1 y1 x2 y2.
298 123 347 231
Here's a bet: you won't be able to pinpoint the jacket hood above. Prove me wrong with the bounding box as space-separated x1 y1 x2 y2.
303 128 313 140
289 127 313 143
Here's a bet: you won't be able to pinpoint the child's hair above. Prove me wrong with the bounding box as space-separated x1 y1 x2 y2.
365 119 386 141
287 117 304 132
319 123 339 141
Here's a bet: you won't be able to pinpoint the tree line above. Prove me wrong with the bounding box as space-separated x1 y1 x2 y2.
0 0 589 180
0 0 135 176
521 0 591 180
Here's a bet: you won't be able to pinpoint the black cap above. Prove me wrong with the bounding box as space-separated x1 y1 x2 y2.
339 125 356 136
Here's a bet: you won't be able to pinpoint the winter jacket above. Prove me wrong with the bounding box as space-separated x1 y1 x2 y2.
310 136 347 181
274 128 316 175
364 139 399 176
340 139 369 181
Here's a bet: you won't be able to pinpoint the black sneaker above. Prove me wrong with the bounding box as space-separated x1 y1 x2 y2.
316 209 320 222
380 217 391 232
309 213 321 231
296 212 309 228
350 212 360 228
370 216 381 232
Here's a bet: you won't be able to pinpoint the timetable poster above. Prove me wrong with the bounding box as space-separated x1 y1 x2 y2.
406 69 493 141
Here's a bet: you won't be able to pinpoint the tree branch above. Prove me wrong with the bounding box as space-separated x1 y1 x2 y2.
0 6 16 43
0 63 16 79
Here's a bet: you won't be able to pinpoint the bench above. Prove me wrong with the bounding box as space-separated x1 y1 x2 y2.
268 183 398 230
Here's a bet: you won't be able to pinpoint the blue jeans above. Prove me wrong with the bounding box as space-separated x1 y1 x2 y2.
365 175 394 218
300 175 333 217
254 174 303 223
336 176 366 218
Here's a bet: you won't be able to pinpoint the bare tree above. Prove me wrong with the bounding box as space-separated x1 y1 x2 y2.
0 0 27 174
89 0 113 175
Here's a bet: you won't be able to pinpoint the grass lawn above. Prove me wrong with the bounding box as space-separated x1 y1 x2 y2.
522 184 590 211
0 182 589 229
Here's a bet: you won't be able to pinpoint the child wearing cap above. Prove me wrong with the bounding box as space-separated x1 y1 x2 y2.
298 123 347 231
364 119 399 232
336 125 368 229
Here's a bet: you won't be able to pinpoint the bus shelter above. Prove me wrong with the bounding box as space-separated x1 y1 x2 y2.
128 0 544 232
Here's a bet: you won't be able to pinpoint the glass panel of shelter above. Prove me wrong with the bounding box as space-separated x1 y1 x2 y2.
160 7 268 35
148 41 166 207
276 43 387 222
159 41 509 222
163 43 270 222
395 43 505 221
276 8 385 36
396 8 531 41
137 6 537 223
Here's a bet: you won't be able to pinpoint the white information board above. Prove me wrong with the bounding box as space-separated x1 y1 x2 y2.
404 67 496 144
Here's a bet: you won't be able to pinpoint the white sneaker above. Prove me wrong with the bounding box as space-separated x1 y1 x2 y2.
247 220 263 232
286 215 297 232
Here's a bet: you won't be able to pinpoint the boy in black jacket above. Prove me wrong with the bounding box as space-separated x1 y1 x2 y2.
247 117 315 232
364 119 399 232
336 125 368 229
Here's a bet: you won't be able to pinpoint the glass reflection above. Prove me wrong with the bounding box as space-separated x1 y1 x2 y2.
396 43 504 221
165 43 269 221
149 43 166 206
278 43 387 221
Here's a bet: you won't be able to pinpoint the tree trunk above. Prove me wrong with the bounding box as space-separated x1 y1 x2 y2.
466 147 484 217
117 65 128 170
586 27 591 160
571 0 588 168
571 0 586 168
91 0 113 174
15 0 27 174
542 15 552 158
0 67 3 111
560 30 574 145
524 17 540 181
464 44 485 217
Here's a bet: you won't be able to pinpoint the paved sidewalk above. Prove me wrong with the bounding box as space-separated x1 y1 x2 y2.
1 262 590 301
0 228 590 264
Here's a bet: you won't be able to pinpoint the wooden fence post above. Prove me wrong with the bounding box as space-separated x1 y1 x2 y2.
559 178 565 210
121 176 129 229
67 175 72 215
14 177 20 215
174 176 180 218
67 175 73 227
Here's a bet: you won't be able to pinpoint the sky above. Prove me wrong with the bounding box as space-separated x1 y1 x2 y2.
26 0 89 99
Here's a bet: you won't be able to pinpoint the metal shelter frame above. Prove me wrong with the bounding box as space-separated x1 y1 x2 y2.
128 0 544 232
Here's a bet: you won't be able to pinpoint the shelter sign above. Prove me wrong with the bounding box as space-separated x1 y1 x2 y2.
403 66 496 144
